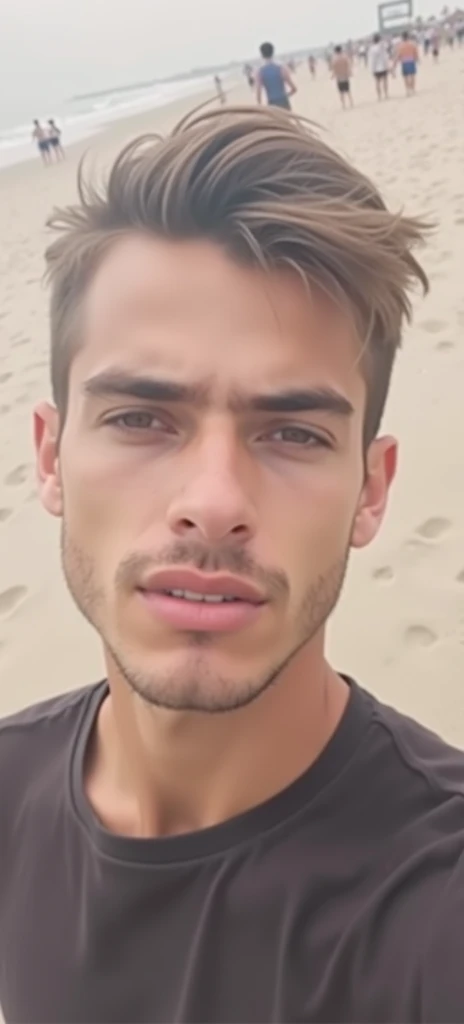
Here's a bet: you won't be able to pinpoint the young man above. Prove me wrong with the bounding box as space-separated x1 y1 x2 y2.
32 119 50 165
331 44 353 108
396 30 420 95
431 24 441 60
214 75 226 105
256 41 296 110
2 107 464 1023
47 119 65 161
370 32 390 100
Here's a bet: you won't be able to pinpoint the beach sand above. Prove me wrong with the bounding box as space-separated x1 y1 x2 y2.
0 53 463 741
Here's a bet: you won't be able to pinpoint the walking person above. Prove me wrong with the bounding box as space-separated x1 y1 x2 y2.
395 31 420 96
47 119 65 161
430 24 441 61
370 33 390 100
256 42 297 110
214 75 226 105
331 45 354 109
32 120 50 166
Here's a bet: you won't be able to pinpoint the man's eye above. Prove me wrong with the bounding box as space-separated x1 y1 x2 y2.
267 426 328 447
106 411 166 431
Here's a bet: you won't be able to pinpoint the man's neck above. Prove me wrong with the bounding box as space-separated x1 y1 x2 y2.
85 645 349 840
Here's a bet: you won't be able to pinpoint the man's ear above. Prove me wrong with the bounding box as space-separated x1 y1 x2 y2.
34 402 63 517
351 436 397 549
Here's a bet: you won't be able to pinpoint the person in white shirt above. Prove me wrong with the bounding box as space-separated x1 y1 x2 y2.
369 33 390 100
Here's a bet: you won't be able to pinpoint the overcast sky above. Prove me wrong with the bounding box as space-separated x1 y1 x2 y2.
0 0 442 126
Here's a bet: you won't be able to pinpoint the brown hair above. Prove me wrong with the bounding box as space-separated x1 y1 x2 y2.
46 105 429 444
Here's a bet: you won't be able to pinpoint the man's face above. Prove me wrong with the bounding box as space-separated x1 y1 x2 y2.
36 237 395 712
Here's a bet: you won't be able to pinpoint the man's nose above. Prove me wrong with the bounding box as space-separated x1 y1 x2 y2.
166 433 258 545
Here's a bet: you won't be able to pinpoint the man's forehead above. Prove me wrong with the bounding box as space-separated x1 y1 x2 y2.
77 235 364 396
84 234 354 334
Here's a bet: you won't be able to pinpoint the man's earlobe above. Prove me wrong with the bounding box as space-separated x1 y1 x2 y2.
351 436 397 549
34 403 63 517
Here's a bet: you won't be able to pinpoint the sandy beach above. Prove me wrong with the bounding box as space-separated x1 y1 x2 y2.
0 52 463 740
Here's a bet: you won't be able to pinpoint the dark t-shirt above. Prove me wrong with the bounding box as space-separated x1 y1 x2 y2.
1 679 464 1023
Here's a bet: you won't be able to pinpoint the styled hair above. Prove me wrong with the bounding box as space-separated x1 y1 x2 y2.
260 42 275 59
46 105 428 445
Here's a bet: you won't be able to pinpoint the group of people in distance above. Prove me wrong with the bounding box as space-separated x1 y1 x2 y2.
252 29 424 115
254 14 462 115
331 30 421 108
32 119 64 165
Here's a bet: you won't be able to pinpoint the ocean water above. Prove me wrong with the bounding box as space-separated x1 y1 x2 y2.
0 72 216 170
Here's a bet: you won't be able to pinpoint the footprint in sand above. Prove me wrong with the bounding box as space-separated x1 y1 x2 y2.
420 319 448 335
415 517 451 541
0 586 27 617
456 216 464 226
456 570 464 584
0 372 12 384
372 565 395 582
15 393 30 406
0 508 12 523
435 341 454 353
0 405 11 416
404 624 438 649
4 464 29 487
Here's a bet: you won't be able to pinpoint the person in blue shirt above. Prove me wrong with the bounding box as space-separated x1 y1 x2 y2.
256 42 297 110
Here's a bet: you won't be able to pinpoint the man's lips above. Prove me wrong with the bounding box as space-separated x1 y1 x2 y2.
136 569 267 633
137 569 266 605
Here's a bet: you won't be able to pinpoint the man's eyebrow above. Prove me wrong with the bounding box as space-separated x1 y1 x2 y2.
246 388 354 416
82 372 206 405
82 372 354 417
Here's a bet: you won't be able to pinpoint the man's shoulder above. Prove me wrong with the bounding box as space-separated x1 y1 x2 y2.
0 683 104 774
368 686 464 799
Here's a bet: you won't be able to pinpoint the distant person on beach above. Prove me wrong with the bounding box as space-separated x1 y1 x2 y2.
308 54 317 78
457 17 464 45
430 24 441 61
214 75 226 105
370 33 390 100
47 119 65 161
331 45 353 108
32 120 50 165
358 42 368 65
395 31 419 96
244 63 255 88
256 42 297 110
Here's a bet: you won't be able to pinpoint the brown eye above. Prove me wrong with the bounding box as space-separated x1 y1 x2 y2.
269 427 326 446
116 411 159 430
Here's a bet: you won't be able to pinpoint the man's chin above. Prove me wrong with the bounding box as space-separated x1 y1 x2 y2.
106 645 274 714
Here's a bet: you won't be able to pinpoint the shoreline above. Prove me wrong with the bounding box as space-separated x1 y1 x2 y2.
0 75 243 177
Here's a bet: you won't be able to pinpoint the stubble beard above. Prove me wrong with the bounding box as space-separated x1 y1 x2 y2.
61 525 350 714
